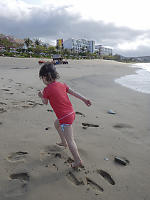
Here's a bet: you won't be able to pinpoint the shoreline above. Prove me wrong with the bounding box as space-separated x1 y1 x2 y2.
115 62 150 94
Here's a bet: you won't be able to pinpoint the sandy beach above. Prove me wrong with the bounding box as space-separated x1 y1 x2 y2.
0 57 150 200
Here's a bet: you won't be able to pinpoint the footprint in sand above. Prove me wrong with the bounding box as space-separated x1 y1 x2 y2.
0 108 7 113
0 122 3 125
113 123 133 129
22 104 36 109
28 86 34 89
41 145 68 171
3 172 30 198
97 169 115 185
3 180 28 198
0 102 7 105
67 171 85 186
16 82 22 86
43 145 63 153
1 89 10 92
82 123 99 129
75 111 85 117
21 101 42 109
67 170 104 194
86 177 104 192
40 145 64 161
21 105 31 109
10 172 30 182
7 151 28 162
114 156 130 166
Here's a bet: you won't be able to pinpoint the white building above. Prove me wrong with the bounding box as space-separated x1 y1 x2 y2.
63 38 95 53
95 45 112 56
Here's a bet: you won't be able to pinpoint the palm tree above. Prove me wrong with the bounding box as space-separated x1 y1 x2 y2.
24 38 32 48
34 38 41 46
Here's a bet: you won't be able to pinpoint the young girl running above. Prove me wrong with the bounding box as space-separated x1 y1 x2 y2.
38 62 91 168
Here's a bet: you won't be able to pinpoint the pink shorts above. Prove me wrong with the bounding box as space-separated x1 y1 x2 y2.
58 112 75 125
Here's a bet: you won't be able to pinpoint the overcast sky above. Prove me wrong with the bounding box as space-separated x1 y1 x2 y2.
0 0 150 56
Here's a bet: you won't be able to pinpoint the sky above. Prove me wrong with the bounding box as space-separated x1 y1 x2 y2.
0 0 150 56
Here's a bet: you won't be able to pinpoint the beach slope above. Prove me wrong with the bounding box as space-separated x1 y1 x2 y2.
0 57 150 200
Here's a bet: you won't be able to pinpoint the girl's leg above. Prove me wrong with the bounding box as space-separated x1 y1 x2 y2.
63 125 83 167
54 120 67 147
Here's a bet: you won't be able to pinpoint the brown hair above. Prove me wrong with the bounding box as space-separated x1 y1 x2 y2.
39 62 60 81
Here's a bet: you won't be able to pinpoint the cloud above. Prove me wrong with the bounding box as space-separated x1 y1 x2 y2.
116 44 150 57
0 0 150 56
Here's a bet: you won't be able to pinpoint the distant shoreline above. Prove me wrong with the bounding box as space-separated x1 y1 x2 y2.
1 55 149 64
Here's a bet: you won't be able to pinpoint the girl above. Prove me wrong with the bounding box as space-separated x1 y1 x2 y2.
38 62 91 168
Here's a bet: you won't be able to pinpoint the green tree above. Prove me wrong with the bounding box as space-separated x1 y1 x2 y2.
0 37 14 50
24 38 33 48
47 46 57 55
34 38 41 46
32 45 45 55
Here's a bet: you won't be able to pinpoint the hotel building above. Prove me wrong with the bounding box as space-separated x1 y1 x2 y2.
63 38 95 53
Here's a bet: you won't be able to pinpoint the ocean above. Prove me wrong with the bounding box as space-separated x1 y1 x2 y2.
115 63 150 94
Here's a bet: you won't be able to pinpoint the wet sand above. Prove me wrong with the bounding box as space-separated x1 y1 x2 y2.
0 57 150 200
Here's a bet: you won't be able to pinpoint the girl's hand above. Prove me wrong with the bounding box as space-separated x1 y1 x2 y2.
83 99 92 107
38 91 43 98
38 91 48 104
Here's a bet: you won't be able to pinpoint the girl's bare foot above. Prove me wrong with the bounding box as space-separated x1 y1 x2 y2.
71 160 84 169
56 142 67 148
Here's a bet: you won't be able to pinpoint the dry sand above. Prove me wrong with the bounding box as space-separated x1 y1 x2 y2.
0 57 150 200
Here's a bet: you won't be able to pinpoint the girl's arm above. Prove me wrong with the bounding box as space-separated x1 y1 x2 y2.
67 88 91 106
38 91 48 105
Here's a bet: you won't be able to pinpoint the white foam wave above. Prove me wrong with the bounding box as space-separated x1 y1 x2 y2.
115 63 150 94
